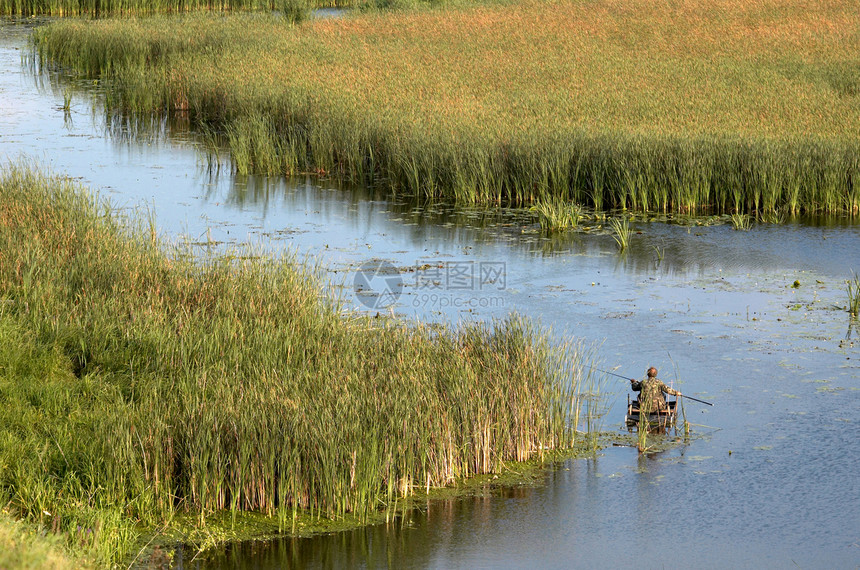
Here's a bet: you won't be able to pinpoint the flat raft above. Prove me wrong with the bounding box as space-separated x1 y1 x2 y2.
625 395 678 430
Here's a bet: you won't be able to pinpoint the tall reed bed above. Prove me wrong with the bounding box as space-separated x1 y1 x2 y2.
0 163 590 564
32 0 860 215
0 0 301 17
0 0 462 17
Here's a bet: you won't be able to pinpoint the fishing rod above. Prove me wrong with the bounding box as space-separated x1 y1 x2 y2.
588 366 633 381
675 394 714 406
588 366 714 406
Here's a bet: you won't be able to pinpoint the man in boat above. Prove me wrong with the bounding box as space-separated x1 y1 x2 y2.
630 367 681 413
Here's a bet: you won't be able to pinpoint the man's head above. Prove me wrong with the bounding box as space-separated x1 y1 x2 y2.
647 367 657 378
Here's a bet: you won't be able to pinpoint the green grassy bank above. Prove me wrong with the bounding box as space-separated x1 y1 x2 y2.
0 163 590 565
32 0 860 215
0 511 91 569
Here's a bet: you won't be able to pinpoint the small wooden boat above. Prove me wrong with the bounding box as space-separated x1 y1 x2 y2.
625 395 678 431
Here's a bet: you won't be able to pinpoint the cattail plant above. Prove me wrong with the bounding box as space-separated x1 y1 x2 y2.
0 163 595 565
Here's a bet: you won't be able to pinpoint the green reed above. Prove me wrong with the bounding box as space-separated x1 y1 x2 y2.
30 0 860 216
730 213 751 231
1 0 289 17
0 162 590 565
609 217 631 252
0 0 475 17
530 199 582 232
636 410 648 453
847 272 860 317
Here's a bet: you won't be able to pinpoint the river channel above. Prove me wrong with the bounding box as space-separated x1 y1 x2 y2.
2 19 859 569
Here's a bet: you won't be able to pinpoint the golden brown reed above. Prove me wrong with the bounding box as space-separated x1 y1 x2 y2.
33 0 860 212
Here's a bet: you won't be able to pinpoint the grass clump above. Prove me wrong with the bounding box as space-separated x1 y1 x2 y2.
848 272 860 317
730 213 751 231
32 0 860 216
530 199 582 232
0 511 92 570
280 0 314 24
609 217 631 252
0 162 592 565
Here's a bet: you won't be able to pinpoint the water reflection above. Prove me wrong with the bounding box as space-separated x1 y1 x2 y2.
199 170 860 277
187 484 548 570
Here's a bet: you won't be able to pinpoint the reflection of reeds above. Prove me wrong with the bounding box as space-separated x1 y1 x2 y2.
848 272 860 317
0 164 592 564
32 0 860 215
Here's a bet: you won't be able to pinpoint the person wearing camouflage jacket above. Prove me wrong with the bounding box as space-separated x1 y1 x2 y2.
630 367 681 412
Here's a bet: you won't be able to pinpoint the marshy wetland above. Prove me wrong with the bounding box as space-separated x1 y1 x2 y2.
1 3 860 568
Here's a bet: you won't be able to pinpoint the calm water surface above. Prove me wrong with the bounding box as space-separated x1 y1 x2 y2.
2 20 859 569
